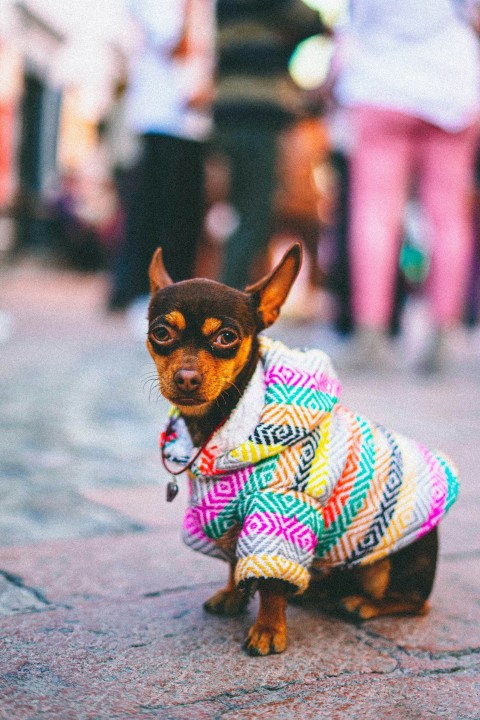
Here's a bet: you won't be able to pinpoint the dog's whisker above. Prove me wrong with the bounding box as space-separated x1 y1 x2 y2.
143 377 161 402
143 378 159 387
150 386 161 403
143 379 159 389
143 375 158 385
230 381 242 397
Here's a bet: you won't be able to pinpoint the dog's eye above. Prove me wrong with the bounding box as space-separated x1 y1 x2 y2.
212 329 239 348
150 325 175 345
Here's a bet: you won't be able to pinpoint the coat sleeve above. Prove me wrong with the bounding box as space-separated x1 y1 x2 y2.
234 488 324 594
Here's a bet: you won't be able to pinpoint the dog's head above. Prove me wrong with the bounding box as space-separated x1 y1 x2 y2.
146 243 302 417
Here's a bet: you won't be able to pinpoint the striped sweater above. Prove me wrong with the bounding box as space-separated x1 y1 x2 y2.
215 0 324 128
160 338 459 594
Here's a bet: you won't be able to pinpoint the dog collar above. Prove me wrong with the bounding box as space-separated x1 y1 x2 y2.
160 415 227 501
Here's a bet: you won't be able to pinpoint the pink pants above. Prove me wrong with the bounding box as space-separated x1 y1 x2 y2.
349 106 479 328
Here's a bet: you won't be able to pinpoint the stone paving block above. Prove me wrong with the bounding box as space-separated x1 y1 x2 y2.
0 572 50 615
0 529 226 606
80 479 191 530
81 486 168 528
439 506 480 557
218 675 480 720
1 584 479 720
0 588 400 720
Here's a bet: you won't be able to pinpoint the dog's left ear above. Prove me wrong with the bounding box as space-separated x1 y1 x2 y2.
246 243 302 328
149 247 173 293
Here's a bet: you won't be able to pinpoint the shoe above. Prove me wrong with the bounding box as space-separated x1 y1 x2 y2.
415 327 449 376
0 310 13 343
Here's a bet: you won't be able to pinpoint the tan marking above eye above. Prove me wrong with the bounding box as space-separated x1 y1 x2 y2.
164 311 186 331
201 317 223 337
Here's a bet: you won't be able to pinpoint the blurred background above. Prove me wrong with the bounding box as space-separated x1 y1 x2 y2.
0 0 350 318
0 0 478 340
0 0 479 549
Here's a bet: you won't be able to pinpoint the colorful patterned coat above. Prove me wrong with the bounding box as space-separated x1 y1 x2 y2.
160 338 459 594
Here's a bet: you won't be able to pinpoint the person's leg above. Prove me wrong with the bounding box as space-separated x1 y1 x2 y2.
329 149 354 334
349 107 414 330
110 133 176 306
419 122 478 328
108 146 146 309
220 126 278 290
110 132 201 306
170 138 205 281
415 120 478 372
144 134 179 282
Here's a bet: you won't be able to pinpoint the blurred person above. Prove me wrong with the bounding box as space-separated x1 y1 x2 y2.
108 0 214 311
274 107 334 293
322 101 354 335
47 122 125 272
214 0 324 290
464 144 480 328
47 169 109 272
334 0 480 372
0 17 22 345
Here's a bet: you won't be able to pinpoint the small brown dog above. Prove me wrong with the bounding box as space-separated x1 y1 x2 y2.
146 243 458 656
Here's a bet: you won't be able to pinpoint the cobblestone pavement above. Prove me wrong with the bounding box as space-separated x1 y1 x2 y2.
0 261 479 719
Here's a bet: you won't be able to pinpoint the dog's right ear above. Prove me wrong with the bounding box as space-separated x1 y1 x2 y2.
149 248 173 293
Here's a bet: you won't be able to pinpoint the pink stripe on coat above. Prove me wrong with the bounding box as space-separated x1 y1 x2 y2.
242 511 317 552
191 467 252 528
264 364 341 396
417 446 447 538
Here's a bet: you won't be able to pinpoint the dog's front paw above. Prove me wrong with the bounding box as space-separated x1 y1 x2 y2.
243 623 287 656
204 587 248 616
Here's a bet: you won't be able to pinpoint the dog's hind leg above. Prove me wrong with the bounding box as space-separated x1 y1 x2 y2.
339 526 439 621
204 561 250 616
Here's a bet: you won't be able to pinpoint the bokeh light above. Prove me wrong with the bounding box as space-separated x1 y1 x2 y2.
301 0 348 28
289 35 334 90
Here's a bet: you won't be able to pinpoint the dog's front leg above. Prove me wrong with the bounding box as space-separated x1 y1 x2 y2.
204 561 249 616
244 579 287 656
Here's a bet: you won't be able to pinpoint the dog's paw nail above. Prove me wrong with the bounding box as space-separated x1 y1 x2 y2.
244 642 261 657
244 625 287 656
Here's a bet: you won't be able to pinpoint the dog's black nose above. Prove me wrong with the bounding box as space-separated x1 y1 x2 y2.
173 369 202 393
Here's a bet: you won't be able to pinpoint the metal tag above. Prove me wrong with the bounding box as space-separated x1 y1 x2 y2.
166 479 179 502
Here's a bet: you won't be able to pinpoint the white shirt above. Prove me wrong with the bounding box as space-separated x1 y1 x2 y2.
125 0 213 140
335 0 480 131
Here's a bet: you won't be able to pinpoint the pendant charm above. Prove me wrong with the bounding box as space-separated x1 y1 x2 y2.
166 479 179 502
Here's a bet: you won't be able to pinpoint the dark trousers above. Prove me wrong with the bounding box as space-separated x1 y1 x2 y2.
217 126 278 289
110 133 205 307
